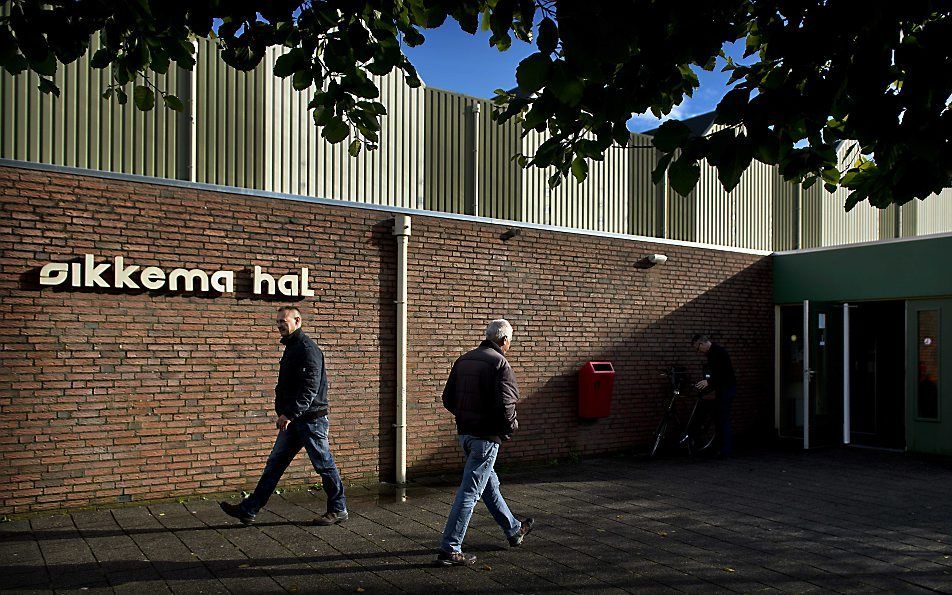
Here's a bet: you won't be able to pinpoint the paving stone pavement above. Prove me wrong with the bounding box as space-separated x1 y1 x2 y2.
2 447 951 594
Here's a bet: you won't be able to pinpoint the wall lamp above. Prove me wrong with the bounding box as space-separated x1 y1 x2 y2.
636 253 669 269
500 228 521 241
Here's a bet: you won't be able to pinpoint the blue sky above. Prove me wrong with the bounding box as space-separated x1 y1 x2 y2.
403 22 748 133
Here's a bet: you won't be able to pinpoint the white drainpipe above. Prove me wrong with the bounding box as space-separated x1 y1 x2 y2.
393 214 411 485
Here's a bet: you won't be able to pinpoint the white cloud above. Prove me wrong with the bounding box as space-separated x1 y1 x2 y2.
627 103 692 132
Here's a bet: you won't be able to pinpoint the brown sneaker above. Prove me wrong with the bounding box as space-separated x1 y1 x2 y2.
508 517 535 547
313 510 349 526
436 550 477 566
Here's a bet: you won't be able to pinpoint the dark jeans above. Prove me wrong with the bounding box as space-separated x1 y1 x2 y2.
241 415 346 516
716 386 735 456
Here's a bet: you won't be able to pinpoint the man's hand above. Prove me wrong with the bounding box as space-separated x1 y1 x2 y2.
276 415 291 431
694 379 709 391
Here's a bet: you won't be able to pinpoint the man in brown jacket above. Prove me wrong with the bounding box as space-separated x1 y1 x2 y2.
436 319 534 566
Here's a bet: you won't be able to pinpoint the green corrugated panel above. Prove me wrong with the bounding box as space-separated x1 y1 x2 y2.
915 189 952 235
879 205 899 239
800 184 824 248
771 178 798 251
478 98 522 220
262 49 423 207
733 160 777 250
900 201 918 237
520 128 630 233
423 88 474 214
627 133 662 237
0 34 181 178
194 38 266 190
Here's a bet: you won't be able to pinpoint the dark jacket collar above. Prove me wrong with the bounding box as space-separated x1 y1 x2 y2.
281 327 305 346
479 339 504 354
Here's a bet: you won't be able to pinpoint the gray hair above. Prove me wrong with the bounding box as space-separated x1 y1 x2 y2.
485 319 513 343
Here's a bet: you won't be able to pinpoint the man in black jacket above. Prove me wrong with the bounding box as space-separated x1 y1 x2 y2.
220 306 348 526
437 319 534 566
692 334 737 458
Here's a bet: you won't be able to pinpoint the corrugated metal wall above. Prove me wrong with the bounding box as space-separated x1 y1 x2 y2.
771 176 798 251
263 49 424 208
1 38 184 179
916 188 952 235
627 133 663 238
423 88 470 214
689 125 778 251
422 88 520 218
194 38 266 189
693 159 736 247
478 100 522 220
3 38 949 249
811 143 882 247
520 129 629 233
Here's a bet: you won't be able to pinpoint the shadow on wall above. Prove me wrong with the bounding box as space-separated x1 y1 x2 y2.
404 254 774 475
374 218 398 483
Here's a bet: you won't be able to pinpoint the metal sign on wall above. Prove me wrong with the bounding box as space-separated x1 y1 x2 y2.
39 254 316 297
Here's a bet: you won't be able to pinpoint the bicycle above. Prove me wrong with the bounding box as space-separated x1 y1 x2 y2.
648 366 717 458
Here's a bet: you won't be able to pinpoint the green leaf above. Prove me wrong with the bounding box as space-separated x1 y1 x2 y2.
163 94 185 112
844 190 865 212
274 48 307 78
537 17 558 54
745 33 761 58
652 153 674 184
292 69 312 91
322 118 350 143
37 77 60 97
754 137 780 165
652 120 691 153
820 166 840 185
515 53 551 94
116 88 128 105
150 50 170 75
131 41 150 70
668 156 700 196
31 52 56 76
348 139 361 157
714 88 750 126
133 85 155 111
90 48 114 69
571 156 588 183
549 65 583 106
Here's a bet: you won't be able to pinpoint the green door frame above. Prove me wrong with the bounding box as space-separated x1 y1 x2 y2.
906 299 952 455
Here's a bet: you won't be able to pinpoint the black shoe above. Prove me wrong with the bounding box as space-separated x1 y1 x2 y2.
313 510 349 526
508 517 535 547
436 550 477 566
219 501 255 525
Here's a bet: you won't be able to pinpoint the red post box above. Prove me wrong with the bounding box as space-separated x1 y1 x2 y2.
578 361 615 418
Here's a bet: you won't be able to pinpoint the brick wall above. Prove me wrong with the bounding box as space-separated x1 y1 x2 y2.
0 164 773 515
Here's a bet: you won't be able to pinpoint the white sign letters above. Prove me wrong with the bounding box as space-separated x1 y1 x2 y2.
39 254 316 297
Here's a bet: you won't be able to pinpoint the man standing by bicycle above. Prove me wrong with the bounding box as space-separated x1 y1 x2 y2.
691 334 736 458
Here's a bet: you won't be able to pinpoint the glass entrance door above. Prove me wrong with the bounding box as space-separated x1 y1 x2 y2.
778 305 805 439
803 300 844 448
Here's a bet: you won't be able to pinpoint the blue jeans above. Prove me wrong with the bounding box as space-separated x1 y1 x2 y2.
440 435 521 553
241 415 346 516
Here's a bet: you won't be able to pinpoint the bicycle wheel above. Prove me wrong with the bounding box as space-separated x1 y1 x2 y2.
649 419 668 458
690 415 717 455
